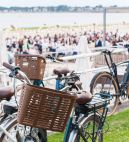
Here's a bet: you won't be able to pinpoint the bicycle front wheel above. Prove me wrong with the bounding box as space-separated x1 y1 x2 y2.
68 114 102 142
90 71 119 116
0 118 47 142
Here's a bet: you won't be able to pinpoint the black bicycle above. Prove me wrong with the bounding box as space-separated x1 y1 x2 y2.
90 49 129 115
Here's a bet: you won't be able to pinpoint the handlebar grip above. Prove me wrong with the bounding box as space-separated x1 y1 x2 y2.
3 62 14 71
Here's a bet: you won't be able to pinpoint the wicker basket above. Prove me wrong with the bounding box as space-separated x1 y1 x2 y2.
17 84 76 132
15 54 46 80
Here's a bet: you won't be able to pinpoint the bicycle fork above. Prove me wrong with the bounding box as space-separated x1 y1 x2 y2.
97 105 108 142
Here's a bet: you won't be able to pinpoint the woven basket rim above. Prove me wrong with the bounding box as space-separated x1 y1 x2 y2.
15 54 46 63
24 83 77 99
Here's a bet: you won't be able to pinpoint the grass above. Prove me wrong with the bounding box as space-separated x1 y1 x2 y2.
104 109 129 142
48 109 129 142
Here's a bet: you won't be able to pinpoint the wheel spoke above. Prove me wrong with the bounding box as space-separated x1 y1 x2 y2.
0 120 45 142
90 72 119 115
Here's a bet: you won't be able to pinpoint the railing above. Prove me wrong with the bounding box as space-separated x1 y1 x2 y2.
0 47 128 86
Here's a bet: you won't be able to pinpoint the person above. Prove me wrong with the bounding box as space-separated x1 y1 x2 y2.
95 36 102 47
75 35 93 91
22 36 29 53
18 39 23 53
7 47 14 64
34 42 43 54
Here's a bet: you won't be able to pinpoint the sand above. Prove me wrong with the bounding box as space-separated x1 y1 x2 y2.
3 23 129 39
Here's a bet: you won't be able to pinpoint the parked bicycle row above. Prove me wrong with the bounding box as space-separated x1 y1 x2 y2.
0 48 128 142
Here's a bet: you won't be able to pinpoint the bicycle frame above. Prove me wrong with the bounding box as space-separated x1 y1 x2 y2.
65 94 110 142
63 108 75 142
103 50 129 98
55 78 65 91
41 73 79 142
42 71 110 142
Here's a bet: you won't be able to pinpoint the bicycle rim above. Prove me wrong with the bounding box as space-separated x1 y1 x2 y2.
90 72 119 116
69 114 102 142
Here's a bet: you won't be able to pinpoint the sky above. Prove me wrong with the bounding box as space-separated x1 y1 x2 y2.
0 0 129 7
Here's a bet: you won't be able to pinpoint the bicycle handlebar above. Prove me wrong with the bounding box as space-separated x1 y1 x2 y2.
3 62 19 71
3 62 31 85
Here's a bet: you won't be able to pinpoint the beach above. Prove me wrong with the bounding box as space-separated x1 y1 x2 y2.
3 22 129 37
0 12 129 70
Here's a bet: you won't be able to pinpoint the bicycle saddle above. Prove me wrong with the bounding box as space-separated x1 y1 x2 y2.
76 91 92 105
53 68 71 77
0 87 14 100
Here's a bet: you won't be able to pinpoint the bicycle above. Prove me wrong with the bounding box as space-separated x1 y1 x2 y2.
1 62 111 142
90 49 129 116
0 62 48 142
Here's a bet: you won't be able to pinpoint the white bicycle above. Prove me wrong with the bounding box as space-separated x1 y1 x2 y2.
0 62 47 142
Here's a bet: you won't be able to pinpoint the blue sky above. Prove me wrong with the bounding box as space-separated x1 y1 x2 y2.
1 0 129 7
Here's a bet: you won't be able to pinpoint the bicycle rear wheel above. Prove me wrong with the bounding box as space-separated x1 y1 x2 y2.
0 118 47 142
68 114 102 142
90 71 119 116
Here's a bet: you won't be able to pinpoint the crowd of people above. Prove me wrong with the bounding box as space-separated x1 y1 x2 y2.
5 28 129 64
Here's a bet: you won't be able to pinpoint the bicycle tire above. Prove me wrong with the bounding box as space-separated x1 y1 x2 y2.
90 71 119 116
68 114 103 142
0 118 47 142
